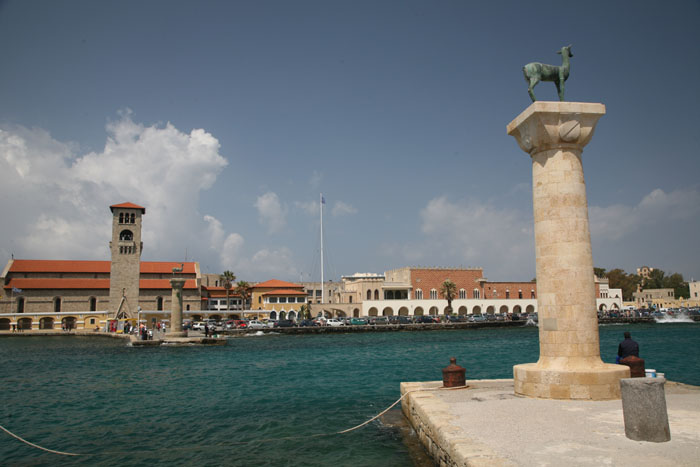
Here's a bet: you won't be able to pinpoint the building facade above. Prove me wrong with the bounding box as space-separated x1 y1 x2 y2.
0 203 202 330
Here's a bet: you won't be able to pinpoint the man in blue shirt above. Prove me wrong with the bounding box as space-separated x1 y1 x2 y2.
618 331 640 361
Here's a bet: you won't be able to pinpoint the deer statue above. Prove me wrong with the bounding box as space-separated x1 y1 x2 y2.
523 45 573 102
172 263 184 274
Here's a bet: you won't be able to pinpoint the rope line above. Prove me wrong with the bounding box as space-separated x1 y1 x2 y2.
0 423 83 457
1 384 468 456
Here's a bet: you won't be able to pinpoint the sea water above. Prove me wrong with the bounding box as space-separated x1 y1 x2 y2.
1 323 698 466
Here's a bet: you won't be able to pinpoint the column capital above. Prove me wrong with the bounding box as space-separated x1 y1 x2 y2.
507 102 605 155
170 277 187 288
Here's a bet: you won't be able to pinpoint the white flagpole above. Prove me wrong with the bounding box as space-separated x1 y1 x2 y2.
320 193 324 311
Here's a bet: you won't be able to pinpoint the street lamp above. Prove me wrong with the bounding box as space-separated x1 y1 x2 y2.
137 306 142 334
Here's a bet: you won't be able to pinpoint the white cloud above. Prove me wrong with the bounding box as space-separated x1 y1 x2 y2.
589 188 700 241
0 113 228 264
255 192 286 234
295 200 318 216
387 196 534 280
332 201 358 217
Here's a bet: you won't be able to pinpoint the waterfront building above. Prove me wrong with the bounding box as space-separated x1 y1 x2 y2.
633 287 676 309
309 267 621 319
0 203 203 330
250 279 307 320
690 281 700 301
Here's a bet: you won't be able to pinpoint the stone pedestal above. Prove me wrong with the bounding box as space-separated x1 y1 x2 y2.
507 102 629 400
620 378 671 442
166 277 187 338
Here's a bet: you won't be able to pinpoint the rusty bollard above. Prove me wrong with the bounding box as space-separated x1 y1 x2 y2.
620 355 646 378
442 357 466 387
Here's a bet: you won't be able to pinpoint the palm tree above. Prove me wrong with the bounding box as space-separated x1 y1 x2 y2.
220 270 236 313
235 281 251 311
440 279 457 315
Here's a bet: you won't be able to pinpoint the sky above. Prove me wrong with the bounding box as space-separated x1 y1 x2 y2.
1 0 699 283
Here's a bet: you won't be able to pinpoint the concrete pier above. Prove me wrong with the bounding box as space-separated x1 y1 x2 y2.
400 378 700 466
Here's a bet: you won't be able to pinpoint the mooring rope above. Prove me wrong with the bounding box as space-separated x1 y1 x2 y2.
1 384 468 456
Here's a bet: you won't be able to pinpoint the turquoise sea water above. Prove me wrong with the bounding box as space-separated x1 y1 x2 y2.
1 323 698 466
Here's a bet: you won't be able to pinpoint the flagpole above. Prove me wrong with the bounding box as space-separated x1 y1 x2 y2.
320 193 324 312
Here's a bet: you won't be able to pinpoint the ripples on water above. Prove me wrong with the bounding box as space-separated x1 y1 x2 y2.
1 324 698 466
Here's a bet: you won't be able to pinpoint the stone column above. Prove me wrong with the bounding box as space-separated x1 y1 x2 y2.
166 277 187 338
507 102 629 400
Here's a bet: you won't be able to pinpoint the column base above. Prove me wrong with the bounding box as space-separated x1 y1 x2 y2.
514 362 630 400
165 331 187 338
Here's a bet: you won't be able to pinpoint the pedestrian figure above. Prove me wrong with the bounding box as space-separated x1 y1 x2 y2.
204 324 209 338
11 324 16 332
617 331 639 363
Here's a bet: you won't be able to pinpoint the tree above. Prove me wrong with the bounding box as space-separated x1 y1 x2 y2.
220 270 236 313
299 303 310 320
594 267 607 278
235 281 250 311
439 279 457 314
606 269 640 302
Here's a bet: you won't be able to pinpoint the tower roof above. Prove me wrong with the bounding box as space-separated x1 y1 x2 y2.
110 202 146 214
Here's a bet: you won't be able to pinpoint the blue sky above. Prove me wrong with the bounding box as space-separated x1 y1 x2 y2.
1 0 699 283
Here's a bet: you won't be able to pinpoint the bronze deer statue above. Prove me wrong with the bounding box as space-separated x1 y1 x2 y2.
523 45 573 102
172 263 184 274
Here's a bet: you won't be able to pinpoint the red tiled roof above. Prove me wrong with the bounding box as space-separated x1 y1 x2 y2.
110 202 146 213
263 289 307 296
4 278 197 290
253 279 303 289
9 260 111 273
140 262 197 274
8 260 197 274
4 279 110 290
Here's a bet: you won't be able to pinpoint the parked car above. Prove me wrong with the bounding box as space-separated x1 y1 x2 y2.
299 319 317 327
247 320 267 329
446 315 467 323
369 317 389 325
485 314 496 321
191 322 206 331
389 315 412 324
326 318 344 327
350 318 368 325
415 315 437 324
275 319 295 328
469 315 486 322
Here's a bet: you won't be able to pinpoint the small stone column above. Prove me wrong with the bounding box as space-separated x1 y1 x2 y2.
166 277 187 338
507 102 629 400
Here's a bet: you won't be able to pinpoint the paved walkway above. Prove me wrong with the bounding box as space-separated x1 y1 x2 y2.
400 379 700 466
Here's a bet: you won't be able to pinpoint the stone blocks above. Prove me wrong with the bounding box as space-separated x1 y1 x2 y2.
620 377 671 442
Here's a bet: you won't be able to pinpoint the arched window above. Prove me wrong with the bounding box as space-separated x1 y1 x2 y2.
367 289 371 300
493 290 498 298
518 290 523 299
430 289 437 300
53 297 62 313
374 290 379 300
415 289 423 299
89 297 97 311
186 304 190 310
506 290 510 299
531 289 536 299
473 289 480 299
157 297 163 311
119 230 133 241
349 296 353 303
17 297 25 313
130 213 135 223
459 289 466 299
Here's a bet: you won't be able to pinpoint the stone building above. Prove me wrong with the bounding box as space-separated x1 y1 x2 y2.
633 287 675 309
0 203 202 330
250 279 307 320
